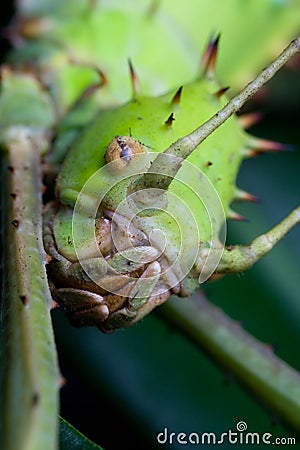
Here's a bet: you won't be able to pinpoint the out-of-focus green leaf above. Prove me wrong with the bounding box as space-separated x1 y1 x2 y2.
59 417 104 450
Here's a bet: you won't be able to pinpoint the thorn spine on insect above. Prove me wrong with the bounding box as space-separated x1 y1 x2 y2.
68 58 107 87
242 140 292 158
234 188 259 203
63 61 108 109
128 59 139 98
97 68 108 87
227 209 247 222
238 112 264 129
201 34 220 76
171 86 183 105
165 112 175 126
241 148 259 158
247 137 293 152
75 75 107 103
214 86 230 98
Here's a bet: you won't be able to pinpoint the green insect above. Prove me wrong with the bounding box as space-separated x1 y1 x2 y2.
43 37 300 332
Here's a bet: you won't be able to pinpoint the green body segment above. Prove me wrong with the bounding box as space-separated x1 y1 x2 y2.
54 75 247 261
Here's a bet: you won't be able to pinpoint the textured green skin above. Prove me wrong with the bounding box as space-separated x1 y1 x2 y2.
54 75 246 264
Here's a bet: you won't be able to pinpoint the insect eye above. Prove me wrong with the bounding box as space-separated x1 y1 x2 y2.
105 135 145 169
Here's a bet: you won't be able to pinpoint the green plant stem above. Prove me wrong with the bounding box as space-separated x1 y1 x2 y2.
0 129 59 450
159 293 300 432
217 206 300 273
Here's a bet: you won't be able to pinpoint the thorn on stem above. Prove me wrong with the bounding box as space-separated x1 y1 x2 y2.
32 392 40 406
20 295 29 305
11 219 19 228
51 299 59 310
